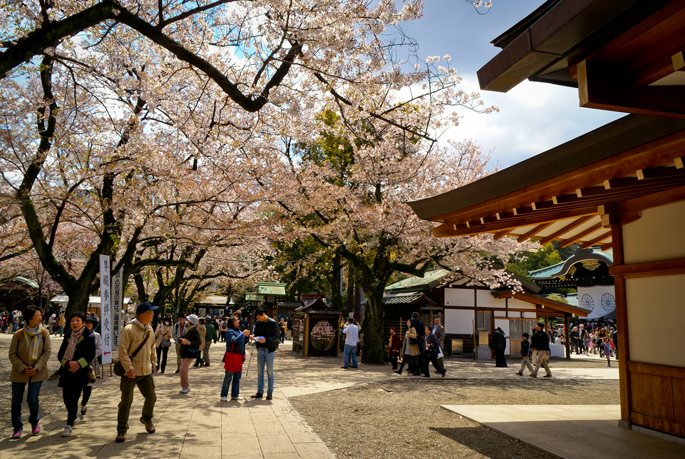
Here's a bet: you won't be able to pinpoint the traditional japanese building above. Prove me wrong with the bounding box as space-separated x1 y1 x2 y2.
410 0 685 439
529 248 616 320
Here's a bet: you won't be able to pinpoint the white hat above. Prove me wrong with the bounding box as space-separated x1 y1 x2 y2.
187 314 199 325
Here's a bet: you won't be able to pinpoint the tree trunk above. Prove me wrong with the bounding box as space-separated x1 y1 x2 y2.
361 290 386 364
65 282 91 316
330 254 343 310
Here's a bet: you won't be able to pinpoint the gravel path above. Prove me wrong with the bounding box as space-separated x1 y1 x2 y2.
290 377 620 459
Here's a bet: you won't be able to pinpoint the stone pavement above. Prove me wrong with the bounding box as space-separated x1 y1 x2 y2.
442 405 685 459
0 338 622 458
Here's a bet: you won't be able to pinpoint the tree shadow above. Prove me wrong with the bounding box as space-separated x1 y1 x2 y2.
429 426 559 459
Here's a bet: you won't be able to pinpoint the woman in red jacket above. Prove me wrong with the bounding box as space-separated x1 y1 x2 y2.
388 327 401 370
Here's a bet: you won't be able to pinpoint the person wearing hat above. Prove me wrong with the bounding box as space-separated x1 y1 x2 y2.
115 302 158 443
492 327 507 368
80 314 102 418
178 314 202 394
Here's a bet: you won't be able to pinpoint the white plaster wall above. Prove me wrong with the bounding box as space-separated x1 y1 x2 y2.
494 310 507 317
477 290 506 308
626 274 685 368
523 312 537 319
508 298 537 310
444 288 474 307
623 200 685 264
445 309 475 335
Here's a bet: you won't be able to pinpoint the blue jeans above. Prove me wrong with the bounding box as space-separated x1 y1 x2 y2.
12 381 42 431
256 348 274 395
221 370 242 398
343 344 358 368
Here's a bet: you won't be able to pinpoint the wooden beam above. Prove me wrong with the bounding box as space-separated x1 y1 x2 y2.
435 207 597 239
600 242 613 251
606 184 685 215
611 224 630 425
676 157 684 169
493 230 511 240
636 166 685 180
581 231 612 249
578 59 685 119
558 223 603 247
576 186 606 198
608 257 685 279
539 215 595 244
674 51 685 71
516 222 553 243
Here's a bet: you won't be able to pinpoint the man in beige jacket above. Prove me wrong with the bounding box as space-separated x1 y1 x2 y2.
9 306 51 438
116 302 157 443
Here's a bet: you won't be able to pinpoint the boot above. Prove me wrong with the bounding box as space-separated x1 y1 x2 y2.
394 363 405 375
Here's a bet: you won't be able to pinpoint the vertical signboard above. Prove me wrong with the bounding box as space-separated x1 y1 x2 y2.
99 255 112 364
111 268 124 348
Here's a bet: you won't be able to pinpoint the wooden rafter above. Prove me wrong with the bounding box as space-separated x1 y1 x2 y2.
538 215 595 244
493 230 511 240
581 231 612 249
517 222 553 243
558 223 603 247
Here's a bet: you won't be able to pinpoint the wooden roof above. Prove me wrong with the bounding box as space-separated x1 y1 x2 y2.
493 289 589 317
408 115 685 246
477 0 685 118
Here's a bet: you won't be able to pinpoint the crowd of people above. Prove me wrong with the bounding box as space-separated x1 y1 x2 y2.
7 303 283 442
389 313 447 378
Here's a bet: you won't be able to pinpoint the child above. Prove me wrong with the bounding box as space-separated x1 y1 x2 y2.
603 338 612 367
515 332 534 376
583 333 590 356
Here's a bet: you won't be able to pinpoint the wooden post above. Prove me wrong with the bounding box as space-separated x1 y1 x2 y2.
564 314 571 360
611 224 632 427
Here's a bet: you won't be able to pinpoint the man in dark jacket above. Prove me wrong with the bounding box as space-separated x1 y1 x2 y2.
250 308 280 400
492 327 507 367
410 312 425 376
530 323 552 378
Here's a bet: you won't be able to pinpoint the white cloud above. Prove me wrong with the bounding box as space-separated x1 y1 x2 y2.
446 77 623 170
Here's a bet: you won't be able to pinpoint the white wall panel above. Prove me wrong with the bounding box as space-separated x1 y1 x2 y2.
477 290 506 308
444 309 475 335
444 288 474 307
623 200 685 264
508 298 537 310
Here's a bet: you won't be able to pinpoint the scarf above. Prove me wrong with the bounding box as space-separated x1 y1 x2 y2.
23 325 43 362
64 327 84 361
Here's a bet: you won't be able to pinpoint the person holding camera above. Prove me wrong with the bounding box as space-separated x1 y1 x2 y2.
115 302 158 443
249 308 280 400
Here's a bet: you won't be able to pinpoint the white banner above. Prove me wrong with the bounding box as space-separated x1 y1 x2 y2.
111 268 124 349
99 255 112 364
577 285 616 320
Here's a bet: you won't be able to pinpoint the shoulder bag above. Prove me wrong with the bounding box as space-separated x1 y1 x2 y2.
224 340 243 372
113 333 149 377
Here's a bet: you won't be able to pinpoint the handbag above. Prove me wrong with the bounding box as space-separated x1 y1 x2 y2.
161 339 172 347
113 333 150 377
224 341 243 372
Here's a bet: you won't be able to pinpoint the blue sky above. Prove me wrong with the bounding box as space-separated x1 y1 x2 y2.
399 0 622 169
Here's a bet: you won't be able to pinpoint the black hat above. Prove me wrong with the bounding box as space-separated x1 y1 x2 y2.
347 317 354 323
85 315 99 324
136 302 158 314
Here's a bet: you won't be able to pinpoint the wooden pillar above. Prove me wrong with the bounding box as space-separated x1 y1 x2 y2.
611 224 632 427
564 314 571 360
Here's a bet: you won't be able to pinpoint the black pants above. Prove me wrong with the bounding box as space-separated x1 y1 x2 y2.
156 345 169 372
417 345 426 375
63 384 84 426
390 355 398 369
494 348 507 367
81 385 92 407
424 351 446 376
279 330 285 343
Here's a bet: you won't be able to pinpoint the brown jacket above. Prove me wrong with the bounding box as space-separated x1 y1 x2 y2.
118 320 156 376
8 326 51 383
404 327 420 356
197 324 206 350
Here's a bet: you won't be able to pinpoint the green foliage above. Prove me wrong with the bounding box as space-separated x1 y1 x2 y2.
546 293 569 304
506 243 562 280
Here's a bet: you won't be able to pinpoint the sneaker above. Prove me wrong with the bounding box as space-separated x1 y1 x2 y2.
251 393 263 399
115 432 125 443
174 369 180 373
62 426 72 437
74 415 81 424
515 372 523 376
529 374 537 378
231 396 244 401
11 429 22 439
140 417 155 433
179 388 190 394
81 406 87 416
220 396 228 402
32 424 41 435
340 366 348 369
543 375 552 378
266 393 273 400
